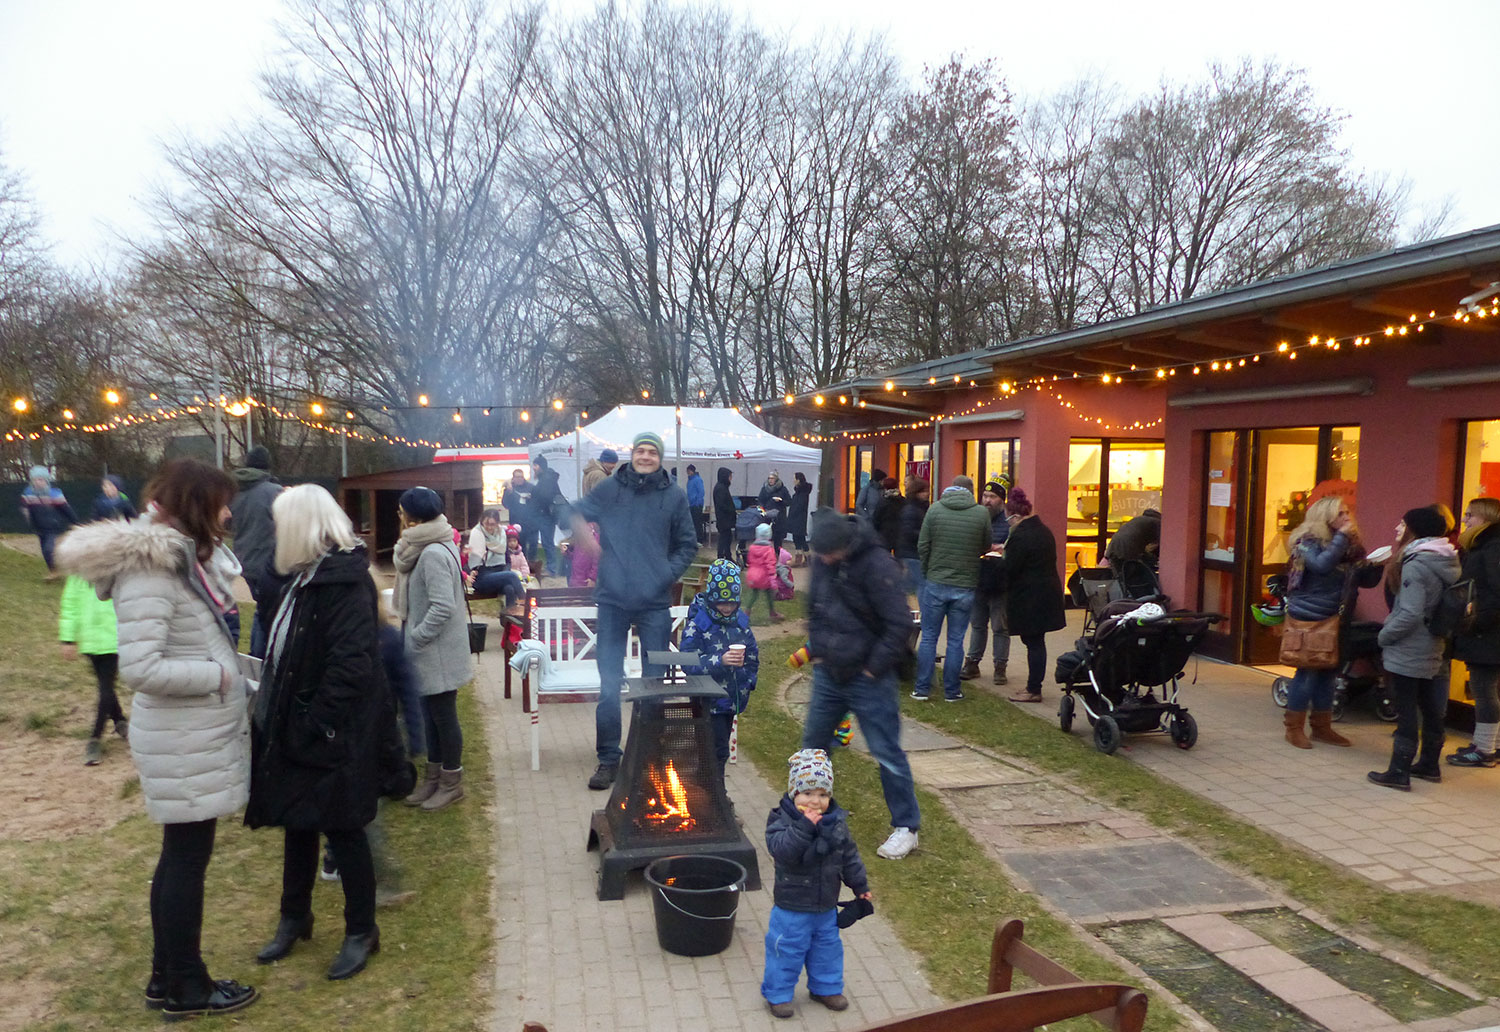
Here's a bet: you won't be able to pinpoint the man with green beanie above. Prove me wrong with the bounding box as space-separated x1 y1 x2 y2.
570 429 699 789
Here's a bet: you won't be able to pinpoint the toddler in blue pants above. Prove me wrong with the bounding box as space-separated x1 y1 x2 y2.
762 748 872 1019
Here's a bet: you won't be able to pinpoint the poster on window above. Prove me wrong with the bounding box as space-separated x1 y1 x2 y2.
904 460 931 486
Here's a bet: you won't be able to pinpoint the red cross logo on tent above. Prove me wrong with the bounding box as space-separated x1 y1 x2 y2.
568 446 574 456
733 450 743 459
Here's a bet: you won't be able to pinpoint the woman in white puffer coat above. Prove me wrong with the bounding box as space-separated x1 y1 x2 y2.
56 458 260 1020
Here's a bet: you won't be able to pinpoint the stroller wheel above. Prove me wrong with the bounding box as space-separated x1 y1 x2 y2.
1169 712 1198 750
1271 676 1291 709
1375 694 1398 723
1058 694 1075 733
1331 685 1346 723
1093 715 1122 755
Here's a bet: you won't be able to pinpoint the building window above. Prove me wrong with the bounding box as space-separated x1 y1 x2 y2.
896 442 932 489
962 438 1018 490
1066 438 1164 570
1461 420 1500 502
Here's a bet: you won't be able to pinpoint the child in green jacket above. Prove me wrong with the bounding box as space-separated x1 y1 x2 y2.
58 575 127 765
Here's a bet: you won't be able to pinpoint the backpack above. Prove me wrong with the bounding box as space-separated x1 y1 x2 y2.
1427 579 1476 639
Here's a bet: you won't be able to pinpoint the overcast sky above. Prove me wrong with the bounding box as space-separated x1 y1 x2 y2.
2 0 1496 270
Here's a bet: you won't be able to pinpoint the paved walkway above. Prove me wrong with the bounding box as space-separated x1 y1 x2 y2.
476 607 1500 1032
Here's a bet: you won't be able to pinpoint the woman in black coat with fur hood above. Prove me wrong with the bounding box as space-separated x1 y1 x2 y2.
246 485 406 982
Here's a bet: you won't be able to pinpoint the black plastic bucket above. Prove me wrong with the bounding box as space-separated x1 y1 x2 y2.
643 855 746 957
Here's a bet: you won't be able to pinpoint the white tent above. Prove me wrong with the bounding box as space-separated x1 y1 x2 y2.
529 405 821 506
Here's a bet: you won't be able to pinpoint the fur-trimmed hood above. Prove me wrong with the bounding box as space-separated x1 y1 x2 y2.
55 516 196 598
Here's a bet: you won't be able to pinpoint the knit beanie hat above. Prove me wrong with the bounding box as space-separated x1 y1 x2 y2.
1402 506 1447 540
754 523 773 544
28 465 50 482
632 430 665 456
599 448 619 464
984 480 1008 501
788 749 834 795
1006 487 1033 517
244 445 271 470
881 476 899 490
809 510 856 555
398 486 443 522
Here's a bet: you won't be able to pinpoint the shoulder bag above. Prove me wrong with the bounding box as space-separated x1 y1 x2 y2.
1278 566 1351 669
441 546 487 654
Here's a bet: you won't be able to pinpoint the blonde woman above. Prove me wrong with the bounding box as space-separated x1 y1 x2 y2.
1280 496 1380 748
246 485 389 980
1451 498 1500 766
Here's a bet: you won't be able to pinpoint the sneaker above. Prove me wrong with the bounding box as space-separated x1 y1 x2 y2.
320 850 340 882
113 718 129 740
587 764 619 791
1448 744 1499 767
876 827 918 860
944 691 965 702
84 739 102 766
910 690 930 701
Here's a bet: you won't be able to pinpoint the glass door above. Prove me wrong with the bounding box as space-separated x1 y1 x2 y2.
845 445 873 511
1199 431 1244 660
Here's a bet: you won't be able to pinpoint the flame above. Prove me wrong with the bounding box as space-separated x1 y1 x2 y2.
643 760 696 830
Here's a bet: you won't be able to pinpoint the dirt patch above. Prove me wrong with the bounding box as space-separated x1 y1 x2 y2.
1 731 138 842
0 972 62 1032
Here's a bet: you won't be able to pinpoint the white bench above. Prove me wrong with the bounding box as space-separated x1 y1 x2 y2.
516 602 691 771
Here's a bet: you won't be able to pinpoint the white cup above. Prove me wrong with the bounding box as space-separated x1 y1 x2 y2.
726 644 746 665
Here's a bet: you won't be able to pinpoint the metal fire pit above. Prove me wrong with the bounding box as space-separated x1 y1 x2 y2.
586 651 762 900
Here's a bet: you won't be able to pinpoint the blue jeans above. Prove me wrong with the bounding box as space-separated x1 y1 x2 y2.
914 581 974 699
902 557 925 596
36 531 58 571
471 567 523 606
594 603 672 765
802 666 920 831
762 906 842 1004
536 517 559 575
1287 666 1337 711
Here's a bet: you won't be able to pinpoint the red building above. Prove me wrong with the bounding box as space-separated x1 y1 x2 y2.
769 225 1500 672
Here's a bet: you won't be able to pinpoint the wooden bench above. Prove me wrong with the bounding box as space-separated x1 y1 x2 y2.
513 585 691 771
520 917 1145 1032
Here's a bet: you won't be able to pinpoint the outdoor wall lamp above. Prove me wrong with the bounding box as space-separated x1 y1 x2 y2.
1167 377 1374 408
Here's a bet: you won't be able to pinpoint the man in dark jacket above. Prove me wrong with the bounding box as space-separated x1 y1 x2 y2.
800 510 921 860
685 464 706 543
230 446 282 658
1106 508 1162 598
713 467 737 561
961 481 1011 685
571 430 700 789
913 476 992 702
502 469 535 560
530 455 565 577
854 468 886 519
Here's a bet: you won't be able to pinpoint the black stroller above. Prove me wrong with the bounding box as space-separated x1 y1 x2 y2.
1069 552 1170 635
734 505 779 566
1263 576 1394 721
1055 600 1222 754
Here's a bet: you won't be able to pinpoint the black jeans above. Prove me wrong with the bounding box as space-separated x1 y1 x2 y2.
1019 632 1047 694
282 827 375 936
1390 672 1447 759
88 653 124 738
716 524 734 560
691 506 707 543
150 819 218 993
422 690 464 769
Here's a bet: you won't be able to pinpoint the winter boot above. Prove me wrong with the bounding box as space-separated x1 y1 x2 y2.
1283 710 1312 749
1368 736 1416 791
421 768 464 811
1308 710 1351 747
1412 732 1445 783
404 762 441 807
958 658 981 681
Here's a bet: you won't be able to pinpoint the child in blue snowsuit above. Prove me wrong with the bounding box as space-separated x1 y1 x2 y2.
762 748 872 1019
680 559 759 780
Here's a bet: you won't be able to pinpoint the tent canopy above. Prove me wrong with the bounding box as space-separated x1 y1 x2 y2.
529 405 821 505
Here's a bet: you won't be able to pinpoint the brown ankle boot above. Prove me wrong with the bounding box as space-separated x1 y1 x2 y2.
1283 710 1312 749
1308 710 1351 747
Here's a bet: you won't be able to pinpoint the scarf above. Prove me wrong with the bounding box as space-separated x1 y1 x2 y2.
392 516 455 617
1460 519 1495 553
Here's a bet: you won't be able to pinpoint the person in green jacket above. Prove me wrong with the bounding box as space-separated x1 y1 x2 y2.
58 574 127 765
912 475 993 701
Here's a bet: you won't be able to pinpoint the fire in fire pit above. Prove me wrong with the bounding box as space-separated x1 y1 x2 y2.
587 651 762 900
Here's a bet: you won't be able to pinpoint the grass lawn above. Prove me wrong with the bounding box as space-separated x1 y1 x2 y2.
0 542 494 1031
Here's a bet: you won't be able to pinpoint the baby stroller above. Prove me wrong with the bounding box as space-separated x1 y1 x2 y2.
734 505 778 566
1055 600 1222 754
1262 576 1394 721
1069 552 1170 635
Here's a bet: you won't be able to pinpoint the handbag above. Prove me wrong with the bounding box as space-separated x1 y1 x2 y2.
1279 614 1340 668
442 546 487 654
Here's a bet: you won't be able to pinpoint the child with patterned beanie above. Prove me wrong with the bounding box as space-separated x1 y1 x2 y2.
762 749 872 1019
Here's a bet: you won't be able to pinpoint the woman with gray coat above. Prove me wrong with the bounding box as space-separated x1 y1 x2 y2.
55 459 259 1019
1369 507 1461 790
393 487 471 810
